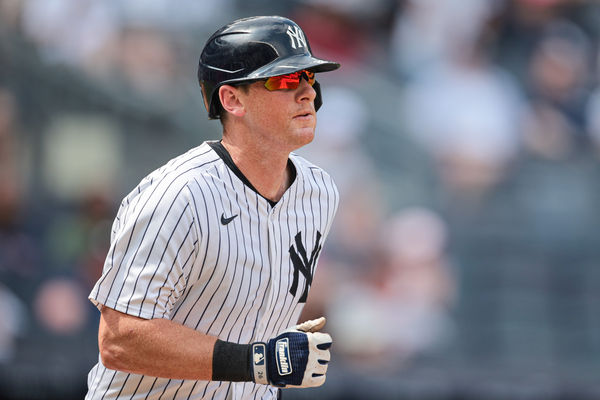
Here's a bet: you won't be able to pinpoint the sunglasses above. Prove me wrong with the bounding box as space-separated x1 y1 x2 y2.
264 70 316 91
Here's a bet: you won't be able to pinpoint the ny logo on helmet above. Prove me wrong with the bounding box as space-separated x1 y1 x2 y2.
286 26 307 50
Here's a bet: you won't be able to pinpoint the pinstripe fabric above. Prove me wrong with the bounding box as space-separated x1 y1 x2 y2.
86 142 339 400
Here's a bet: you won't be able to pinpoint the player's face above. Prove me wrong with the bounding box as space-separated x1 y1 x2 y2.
241 74 317 151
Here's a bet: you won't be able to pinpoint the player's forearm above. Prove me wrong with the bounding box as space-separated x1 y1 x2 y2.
99 307 217 380
98 307 332 388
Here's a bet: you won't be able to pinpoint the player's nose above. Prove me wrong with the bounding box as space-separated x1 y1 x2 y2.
296 78 316 104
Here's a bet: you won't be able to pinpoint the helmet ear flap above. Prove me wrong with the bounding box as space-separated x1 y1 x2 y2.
313 80 323 112
209 86 222 119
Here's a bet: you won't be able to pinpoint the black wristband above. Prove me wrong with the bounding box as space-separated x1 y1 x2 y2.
212 340 252 382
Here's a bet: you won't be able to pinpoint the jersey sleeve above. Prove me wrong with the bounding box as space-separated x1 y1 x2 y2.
89 180 198 320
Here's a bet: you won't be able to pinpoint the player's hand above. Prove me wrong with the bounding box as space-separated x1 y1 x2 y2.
250 317 332 388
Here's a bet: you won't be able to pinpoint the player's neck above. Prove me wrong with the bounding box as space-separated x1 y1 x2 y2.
221 138 292 203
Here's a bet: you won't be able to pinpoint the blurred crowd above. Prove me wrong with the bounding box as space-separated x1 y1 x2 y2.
1 0 600 399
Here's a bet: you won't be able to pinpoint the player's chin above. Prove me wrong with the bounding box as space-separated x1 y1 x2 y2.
296 126 316 143
292 118 316 136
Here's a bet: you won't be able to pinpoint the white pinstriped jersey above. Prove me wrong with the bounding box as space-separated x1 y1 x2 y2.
85 141 339 400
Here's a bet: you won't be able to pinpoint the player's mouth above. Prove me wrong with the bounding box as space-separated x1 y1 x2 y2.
293 111 314 120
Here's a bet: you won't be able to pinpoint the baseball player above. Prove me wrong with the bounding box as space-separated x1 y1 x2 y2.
85 16 340 399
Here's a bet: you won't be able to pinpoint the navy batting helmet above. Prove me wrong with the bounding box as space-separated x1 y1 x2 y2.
198 16 340 119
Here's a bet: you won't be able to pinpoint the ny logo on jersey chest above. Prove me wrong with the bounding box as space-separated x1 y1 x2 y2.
288 231 322 303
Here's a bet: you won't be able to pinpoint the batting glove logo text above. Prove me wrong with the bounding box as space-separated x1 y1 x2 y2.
275 338 292 376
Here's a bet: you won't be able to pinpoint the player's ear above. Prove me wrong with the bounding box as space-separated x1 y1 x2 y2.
219 85 246 118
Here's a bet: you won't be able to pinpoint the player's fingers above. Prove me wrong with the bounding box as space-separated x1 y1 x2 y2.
316 354 330 372
296 316 326 332
309 334 331 373
309 332 332 348
313 351 330 367
311 364 328 378
307 332 331 357
317 341 331 350
309 374 326 387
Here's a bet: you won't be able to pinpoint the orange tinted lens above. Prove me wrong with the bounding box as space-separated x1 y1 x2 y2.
303 70 315 85
264 70 315 91
265 73 301 90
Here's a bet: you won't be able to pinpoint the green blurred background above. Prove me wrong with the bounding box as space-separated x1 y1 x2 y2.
1 0 600 398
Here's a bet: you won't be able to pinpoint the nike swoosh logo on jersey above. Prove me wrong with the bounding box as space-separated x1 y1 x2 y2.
221 213 238 225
